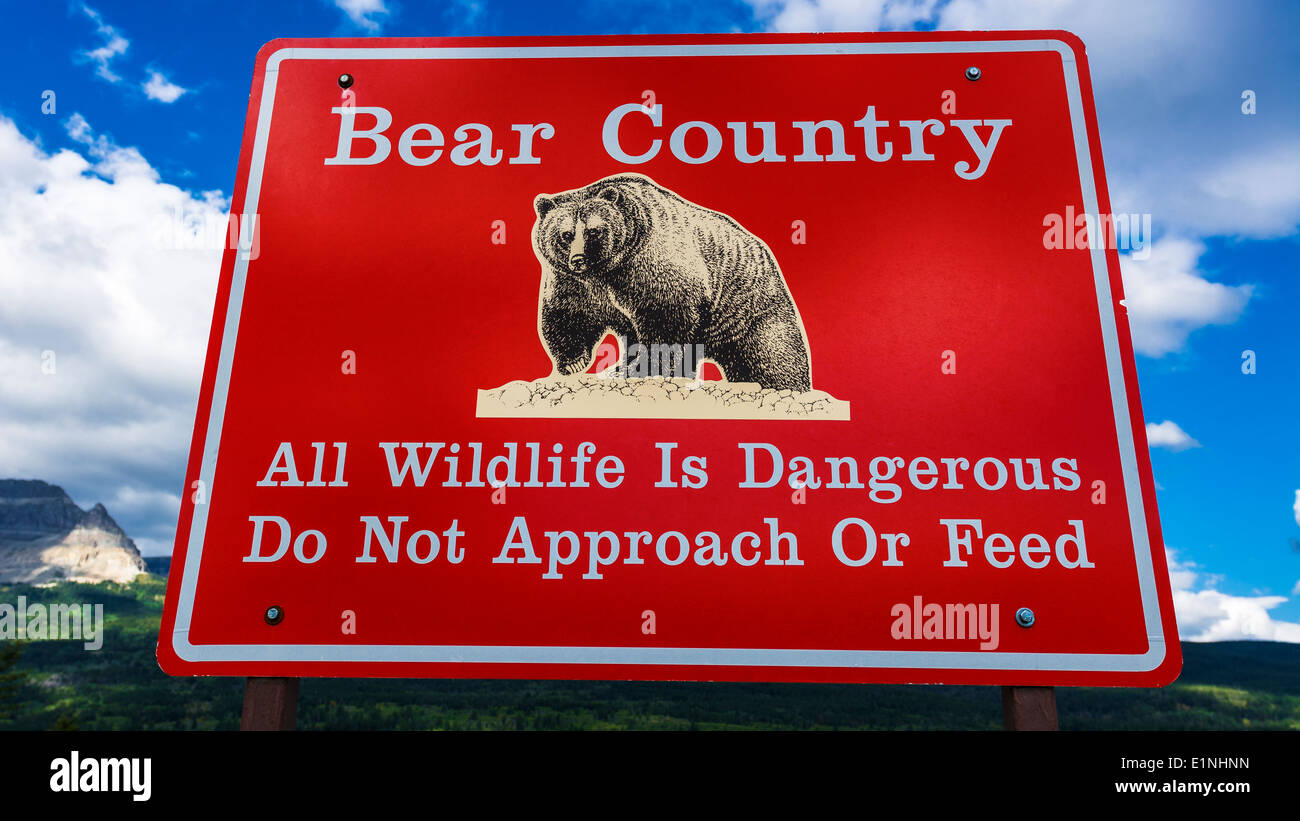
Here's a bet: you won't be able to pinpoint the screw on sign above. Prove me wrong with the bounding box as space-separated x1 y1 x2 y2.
159 32 1181 732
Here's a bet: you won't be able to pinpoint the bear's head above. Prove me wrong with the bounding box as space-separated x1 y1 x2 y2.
533 179 646 282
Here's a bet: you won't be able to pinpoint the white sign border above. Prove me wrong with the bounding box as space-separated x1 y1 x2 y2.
173 38 1170 673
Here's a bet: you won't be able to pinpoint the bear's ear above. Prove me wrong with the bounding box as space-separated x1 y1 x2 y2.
598 187 620 205
535 195 556 218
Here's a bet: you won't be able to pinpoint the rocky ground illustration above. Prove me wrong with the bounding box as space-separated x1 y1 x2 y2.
477 374 850 420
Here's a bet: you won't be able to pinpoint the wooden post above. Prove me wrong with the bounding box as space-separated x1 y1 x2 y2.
240 677 300 730
1002 685 1058 731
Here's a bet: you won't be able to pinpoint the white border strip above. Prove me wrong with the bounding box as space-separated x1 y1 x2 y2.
174 39 1167 672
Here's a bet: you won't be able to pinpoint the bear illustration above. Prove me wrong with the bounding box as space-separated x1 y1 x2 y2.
531 173 813 392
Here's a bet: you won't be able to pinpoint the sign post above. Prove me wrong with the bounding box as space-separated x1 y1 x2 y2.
1003 685 1059 731
161 32 1180 721
240 677 300 731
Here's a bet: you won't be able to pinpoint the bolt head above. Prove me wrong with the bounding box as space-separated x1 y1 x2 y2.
1015 607 1035 628
337 73 354 89
264 605 284 625
965 66 982 81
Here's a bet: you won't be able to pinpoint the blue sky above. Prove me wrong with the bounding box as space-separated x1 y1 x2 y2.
0 0 1297 642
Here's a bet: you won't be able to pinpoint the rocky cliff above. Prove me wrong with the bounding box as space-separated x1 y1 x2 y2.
0 479 147 584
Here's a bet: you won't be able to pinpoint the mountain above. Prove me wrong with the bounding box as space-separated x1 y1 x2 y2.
144 555 172 577
0 479 146 584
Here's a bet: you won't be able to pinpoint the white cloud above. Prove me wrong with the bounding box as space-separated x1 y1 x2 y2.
748 0 936 31
448 0 486 30
64 112 156 180
103 486 183 556
1145 420 1200 451
98 485 182 522
142 71 187 104
1120 238 1251 356
79 5 129 83
78 8 194 106
1294 489 1300 527
0 112 222 551
334 0 390 31
1193 144 1300 239
1113 142 1300 242
1168 549 1300 642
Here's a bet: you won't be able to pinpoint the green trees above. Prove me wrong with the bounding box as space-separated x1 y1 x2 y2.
0 640 25 721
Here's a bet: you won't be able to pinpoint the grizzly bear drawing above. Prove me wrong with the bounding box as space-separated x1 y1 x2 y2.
532 173 813 392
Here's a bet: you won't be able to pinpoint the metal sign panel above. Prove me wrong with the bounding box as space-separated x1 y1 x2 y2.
158 32 1181 685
